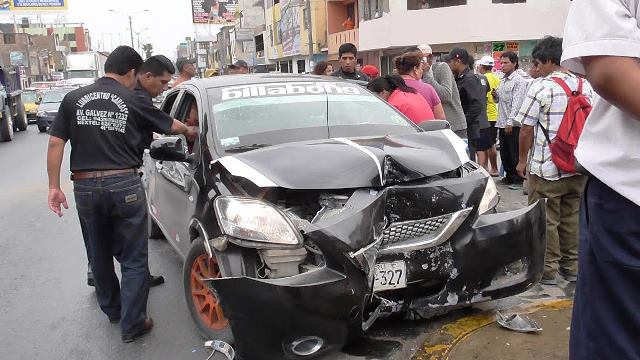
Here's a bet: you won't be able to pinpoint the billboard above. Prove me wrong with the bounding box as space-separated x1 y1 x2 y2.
192 0 238 25
9 51 26 66
0 0 68 11
279 0 301 56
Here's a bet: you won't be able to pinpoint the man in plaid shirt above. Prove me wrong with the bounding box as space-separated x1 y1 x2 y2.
515 36 595 286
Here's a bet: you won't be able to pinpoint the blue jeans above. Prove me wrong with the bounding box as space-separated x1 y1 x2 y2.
74 173 150 336
570 177 640 360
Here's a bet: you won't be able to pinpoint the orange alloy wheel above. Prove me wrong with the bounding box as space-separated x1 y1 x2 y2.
190 254 229 330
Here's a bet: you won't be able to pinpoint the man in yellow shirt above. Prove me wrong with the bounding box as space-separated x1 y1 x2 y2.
477 56 500 176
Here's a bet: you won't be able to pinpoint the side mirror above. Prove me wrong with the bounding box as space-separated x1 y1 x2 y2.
149 136 190 162
418 120 450 132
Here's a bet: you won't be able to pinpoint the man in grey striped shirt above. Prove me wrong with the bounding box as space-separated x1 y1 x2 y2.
495 52 528 187
515 36 595 286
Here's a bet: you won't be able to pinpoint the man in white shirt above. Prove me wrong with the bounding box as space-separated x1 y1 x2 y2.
562 1 640 359
495 52 528 187
515 36 594 286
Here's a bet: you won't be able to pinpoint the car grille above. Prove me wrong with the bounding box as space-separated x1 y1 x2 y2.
382 214 452 247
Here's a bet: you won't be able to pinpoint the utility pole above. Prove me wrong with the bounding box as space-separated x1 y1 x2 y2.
304 0 314 70
128 16 134 47
108 9 149 49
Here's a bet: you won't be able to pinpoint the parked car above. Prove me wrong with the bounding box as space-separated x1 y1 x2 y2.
36 87 74 133
144 74 546 360
21 89 40 124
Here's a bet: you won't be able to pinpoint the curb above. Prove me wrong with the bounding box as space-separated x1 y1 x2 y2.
413 299 573 360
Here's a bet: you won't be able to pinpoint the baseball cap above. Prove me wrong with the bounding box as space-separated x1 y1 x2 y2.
229 59 249 69
478 56 495 66
176 57 196 72
443 48 470 64
417 44 433 55
361 65 379 78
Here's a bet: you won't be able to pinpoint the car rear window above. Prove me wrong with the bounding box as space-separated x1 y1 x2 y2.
209 81 418 151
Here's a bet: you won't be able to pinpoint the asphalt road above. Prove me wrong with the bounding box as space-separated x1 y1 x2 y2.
0 126 542 360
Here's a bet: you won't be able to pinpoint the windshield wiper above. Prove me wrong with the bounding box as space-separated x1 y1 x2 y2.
224 143 271 153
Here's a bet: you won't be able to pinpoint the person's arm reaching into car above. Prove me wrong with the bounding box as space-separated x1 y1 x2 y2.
132 89 198 141
583 56 640 122
170 119 198 140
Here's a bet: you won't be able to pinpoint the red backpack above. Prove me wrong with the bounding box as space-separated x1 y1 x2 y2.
540 77 592 173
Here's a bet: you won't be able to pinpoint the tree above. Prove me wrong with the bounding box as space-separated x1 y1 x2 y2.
142 43 153 59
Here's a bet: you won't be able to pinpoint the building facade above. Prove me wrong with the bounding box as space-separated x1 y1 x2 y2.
356 0 571 74
263 0 328 73
326 0 360 62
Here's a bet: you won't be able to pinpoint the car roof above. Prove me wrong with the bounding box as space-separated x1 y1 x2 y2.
182 73 360 91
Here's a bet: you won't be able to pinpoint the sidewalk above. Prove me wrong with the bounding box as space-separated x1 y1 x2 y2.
448 301 572 360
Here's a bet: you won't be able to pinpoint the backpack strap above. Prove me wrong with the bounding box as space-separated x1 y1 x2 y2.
576 77 583 93
550 77 573 96
538 122 552 144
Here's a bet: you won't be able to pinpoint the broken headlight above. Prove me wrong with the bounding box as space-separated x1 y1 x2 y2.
476 167 500 215
214 196 303 246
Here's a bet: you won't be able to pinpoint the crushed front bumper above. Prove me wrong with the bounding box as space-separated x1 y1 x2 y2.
207 177 545 359
210 267 367 360
377 200 546 318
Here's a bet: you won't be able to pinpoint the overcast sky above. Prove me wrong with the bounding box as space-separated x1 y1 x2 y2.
0 0 223 60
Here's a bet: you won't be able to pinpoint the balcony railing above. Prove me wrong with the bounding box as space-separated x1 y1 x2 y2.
328 28 359 55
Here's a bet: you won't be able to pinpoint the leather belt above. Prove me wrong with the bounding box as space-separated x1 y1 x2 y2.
71 168 138 181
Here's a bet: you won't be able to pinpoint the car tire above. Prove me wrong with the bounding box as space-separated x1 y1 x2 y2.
0 107 14 142
15 99 27 131
38 125 47 133
183 237 234 343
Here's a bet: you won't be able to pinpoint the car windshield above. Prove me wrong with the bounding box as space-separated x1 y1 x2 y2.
42 89 72 103
22 91 38 103
210 81 418 153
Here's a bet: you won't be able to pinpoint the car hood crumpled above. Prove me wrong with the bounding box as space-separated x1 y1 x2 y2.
214 129 470 189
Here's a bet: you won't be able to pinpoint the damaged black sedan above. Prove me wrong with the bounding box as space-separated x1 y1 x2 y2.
144 74 546 360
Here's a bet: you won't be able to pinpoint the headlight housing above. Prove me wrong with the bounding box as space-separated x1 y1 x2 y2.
214 196 302 246
476 167 500 215
37 111 46 117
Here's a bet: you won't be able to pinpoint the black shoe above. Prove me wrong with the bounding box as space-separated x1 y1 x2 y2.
122 318 154 343
499 177 514 185
149 275 165 287
87 271 95 287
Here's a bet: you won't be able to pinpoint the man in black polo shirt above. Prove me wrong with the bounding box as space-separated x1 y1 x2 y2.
331 43 369 81
46 46 196 343
444 48 491 162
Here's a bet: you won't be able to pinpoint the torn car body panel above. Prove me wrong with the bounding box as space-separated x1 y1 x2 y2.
212 130 467 190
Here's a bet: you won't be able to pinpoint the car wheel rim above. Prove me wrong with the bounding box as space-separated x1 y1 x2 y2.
190 254 228 330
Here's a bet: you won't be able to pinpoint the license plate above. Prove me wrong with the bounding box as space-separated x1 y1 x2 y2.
373 261 407 292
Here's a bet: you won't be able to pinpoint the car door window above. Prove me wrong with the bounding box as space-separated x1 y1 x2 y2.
162 91 180 115
174 92 201 157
